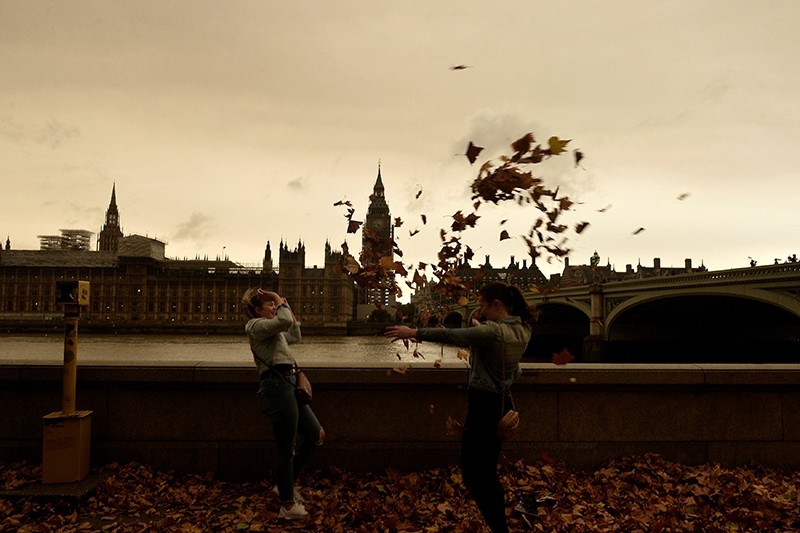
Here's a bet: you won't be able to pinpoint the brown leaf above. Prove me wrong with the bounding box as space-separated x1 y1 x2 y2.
465 141 484 164
575 221 590 234
552 348 575 366
574 149 584 167
511 133 535 158
347 219 363 233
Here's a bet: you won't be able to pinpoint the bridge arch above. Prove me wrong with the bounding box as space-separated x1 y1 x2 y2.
606 286 800 329
527 300 591 359
605 288 800 361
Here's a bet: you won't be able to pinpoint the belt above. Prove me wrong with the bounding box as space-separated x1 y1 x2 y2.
260 365 294 381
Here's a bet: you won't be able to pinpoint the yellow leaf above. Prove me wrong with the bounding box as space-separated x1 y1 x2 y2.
548 136 571 155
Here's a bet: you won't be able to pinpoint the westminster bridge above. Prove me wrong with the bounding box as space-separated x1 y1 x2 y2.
460 262 800 362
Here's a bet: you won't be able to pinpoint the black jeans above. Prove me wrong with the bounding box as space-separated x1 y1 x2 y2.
461 387 511 533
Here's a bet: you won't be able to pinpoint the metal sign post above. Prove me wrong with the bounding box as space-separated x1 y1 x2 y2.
42 281 93 484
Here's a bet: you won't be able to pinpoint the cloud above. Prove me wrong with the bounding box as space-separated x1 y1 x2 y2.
36 119 80 149
170 212 217 246
287 175 307 191
0 114 79 148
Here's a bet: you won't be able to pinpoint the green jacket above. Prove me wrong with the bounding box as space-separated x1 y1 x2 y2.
415 316 530 394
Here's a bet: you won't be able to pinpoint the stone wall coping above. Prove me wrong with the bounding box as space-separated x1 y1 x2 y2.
1 361 798 387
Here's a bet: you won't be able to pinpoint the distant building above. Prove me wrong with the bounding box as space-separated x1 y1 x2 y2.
411 254 548 319
37 229 94 251
276 239 356 327
553 252 707 288
0 185 354 332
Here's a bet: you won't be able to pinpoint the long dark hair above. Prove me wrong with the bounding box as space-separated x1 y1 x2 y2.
479 282 536 327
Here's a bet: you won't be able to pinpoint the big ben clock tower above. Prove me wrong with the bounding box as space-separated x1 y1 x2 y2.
359 164 396 316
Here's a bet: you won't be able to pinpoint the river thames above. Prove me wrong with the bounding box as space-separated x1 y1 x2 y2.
0 333 465 366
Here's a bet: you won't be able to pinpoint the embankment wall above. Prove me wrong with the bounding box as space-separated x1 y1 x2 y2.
1 363 798 480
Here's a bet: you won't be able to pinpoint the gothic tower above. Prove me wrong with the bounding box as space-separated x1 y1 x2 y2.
362 164 392 265
359 164 395 310
263 241 274 272
98 183 123 252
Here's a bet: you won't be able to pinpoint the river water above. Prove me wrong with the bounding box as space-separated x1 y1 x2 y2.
0 333 465 367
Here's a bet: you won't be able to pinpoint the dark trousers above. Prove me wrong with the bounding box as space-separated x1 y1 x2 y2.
257 374 323 502
461 387 511 533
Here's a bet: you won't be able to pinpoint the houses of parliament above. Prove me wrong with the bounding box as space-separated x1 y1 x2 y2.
1 164 702 334
0 171 400 334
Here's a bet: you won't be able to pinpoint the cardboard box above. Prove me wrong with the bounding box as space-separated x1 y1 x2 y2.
42 410 92 484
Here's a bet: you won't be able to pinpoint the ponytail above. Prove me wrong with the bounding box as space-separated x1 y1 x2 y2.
478 282 536 327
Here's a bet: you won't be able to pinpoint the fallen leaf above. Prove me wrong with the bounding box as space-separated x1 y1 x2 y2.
552 348 575 366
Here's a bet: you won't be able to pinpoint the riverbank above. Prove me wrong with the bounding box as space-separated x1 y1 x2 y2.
2 454 798 532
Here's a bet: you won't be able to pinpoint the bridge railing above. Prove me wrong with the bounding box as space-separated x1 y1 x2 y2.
526 263 800 299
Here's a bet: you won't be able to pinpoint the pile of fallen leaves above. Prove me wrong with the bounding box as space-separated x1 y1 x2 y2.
2 454 799 532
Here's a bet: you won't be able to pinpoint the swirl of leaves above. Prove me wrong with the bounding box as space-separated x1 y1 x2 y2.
333 132 588 301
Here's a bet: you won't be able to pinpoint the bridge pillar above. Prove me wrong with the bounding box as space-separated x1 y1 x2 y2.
583 283 606 361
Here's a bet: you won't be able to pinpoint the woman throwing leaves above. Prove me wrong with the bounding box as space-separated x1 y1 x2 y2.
242 288 325 522
385 281 534 533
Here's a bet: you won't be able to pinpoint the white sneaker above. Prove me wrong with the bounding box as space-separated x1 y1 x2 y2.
271 484 302 501
278 501 308 520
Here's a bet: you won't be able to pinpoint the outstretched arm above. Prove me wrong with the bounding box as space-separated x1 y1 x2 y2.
384 325 418 342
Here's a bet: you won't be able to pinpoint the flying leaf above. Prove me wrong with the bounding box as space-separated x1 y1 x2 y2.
465 141 484 164
677 192 691 201
574 149 584 168
632 227 646 235
415 189 423 199
450 64 469 70
500 230 511 241
511 133 535 159
347 219 363 233
547 136 571 155
342 255 360 274
575 221 590 234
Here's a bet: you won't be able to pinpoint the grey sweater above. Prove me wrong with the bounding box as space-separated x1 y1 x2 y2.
246 304 301 374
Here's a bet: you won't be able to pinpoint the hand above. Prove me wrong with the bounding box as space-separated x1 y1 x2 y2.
256 289 281 304
384 325 417 342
